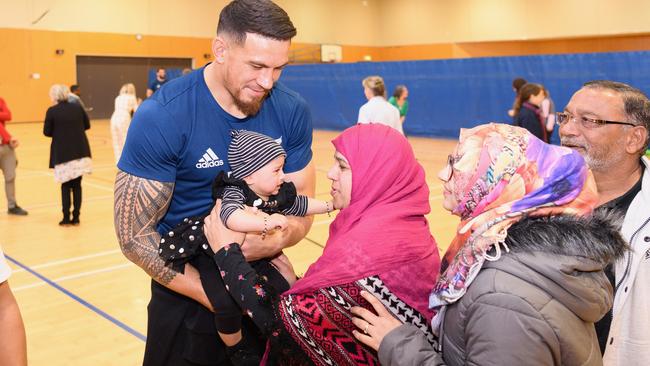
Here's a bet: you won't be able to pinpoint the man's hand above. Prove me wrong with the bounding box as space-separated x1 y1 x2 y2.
270 252 297 287
204 200 245 253
267 213 288 231
182 264 214 312
240 231 285 261
9 138 18 148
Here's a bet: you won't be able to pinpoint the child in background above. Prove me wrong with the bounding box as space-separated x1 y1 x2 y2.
159 129 334 365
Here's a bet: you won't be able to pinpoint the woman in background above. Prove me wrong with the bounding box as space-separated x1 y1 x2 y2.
358 76 403 135
512 83 549 142
540 86 558 144
110 83 140 163
388 85 409 125
44 84 92 225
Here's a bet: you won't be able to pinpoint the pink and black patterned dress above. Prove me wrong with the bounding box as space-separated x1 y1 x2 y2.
214 243 436 366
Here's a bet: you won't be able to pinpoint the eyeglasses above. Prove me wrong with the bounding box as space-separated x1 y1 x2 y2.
442 154 454 181
556 112 637 129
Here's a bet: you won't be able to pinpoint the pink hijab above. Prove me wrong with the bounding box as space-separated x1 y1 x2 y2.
286 124 440 319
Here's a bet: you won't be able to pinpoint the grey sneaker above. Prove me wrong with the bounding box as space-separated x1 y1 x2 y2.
8 206 28 216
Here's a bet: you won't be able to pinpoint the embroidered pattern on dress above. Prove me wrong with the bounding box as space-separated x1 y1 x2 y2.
278 277 435 366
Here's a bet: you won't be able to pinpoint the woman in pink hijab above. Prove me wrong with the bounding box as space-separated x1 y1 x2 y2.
204 124 441 365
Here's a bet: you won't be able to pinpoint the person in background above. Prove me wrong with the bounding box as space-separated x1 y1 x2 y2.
558 80 650 365
351 123 626 366
513 83 549 142
109 83 140 163
541 86 557 144
68 84 92 112
0 246 27 366
44 84 92 226
507 77 527 117
388 85 409 125
358 76 403 135
0 97 28 216
146 68 167 97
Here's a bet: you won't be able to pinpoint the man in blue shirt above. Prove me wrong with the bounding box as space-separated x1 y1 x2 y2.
146 68 167 97
114 1 315 364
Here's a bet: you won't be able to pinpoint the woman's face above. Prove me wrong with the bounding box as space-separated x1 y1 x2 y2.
327 151 352 209
529 89 545 106
437 150 460 214
401 87 409 100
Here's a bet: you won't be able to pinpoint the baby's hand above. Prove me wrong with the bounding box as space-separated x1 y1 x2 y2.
267 214 288 231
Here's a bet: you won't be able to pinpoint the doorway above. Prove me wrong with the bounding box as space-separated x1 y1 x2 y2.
76 56 192 119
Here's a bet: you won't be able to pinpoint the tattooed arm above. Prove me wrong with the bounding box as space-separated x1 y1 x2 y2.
114 170 212 309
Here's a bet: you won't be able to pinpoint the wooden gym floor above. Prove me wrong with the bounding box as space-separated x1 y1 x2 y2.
1 119 458 365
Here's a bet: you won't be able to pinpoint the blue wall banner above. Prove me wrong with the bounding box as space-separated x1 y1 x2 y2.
281 50 650 139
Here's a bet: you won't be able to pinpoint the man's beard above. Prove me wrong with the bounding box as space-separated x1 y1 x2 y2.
561 135 625 172
233 89 269 116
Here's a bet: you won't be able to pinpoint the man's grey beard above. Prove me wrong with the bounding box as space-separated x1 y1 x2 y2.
234 91 269 116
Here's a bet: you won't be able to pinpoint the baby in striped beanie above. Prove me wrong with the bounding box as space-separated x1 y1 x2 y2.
219 129 333 233
158 129 334 362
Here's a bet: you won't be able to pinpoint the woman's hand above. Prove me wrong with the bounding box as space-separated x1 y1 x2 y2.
350 290 403 351
203 200 245 252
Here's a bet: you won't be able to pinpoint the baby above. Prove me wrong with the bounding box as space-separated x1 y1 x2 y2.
159 130 333 364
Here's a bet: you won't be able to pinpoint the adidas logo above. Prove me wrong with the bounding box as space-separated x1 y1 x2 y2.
196 148 224 169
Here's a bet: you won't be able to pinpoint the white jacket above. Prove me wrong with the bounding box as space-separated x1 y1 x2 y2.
358 96 403 135
604 157 650 366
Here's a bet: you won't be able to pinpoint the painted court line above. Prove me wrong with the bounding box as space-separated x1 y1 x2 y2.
12 263 134 291
18 194 113 210
5 254 146 342
11 248 122 273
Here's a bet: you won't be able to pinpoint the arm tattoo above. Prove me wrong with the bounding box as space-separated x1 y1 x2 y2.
114 170 177 285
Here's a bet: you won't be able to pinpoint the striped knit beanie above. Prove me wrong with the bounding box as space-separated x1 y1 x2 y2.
228 130 286 179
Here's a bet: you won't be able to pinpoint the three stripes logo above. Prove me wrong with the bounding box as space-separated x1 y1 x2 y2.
195 148 224 169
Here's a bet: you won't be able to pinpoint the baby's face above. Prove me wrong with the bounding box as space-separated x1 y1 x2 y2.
245 155 286 198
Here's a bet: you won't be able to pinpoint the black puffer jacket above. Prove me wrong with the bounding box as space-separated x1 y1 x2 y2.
379 212 628 366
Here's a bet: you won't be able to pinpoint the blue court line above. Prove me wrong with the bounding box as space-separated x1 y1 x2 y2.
5 254 147 342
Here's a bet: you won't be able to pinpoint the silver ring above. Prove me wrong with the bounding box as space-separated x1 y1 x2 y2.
363 325 369 335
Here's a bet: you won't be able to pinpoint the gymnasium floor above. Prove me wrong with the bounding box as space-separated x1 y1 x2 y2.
1 119 459 365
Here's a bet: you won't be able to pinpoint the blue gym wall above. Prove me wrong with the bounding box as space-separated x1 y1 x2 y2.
281 50 650 140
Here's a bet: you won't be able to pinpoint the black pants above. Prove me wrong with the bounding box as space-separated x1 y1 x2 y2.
194 253 289 335
142 267 266 365
61 176 82 219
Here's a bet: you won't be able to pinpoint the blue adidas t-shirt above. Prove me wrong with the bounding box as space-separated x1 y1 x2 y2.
118 67 313 234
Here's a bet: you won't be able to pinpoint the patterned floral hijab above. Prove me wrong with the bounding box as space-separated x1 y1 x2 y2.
429 123 598 324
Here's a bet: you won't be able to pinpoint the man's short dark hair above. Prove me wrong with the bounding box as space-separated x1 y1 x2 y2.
217 0 296 45
583 80 650 149
70 84 80 93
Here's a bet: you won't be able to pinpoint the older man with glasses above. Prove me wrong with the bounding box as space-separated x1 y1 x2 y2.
558 80 650 366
